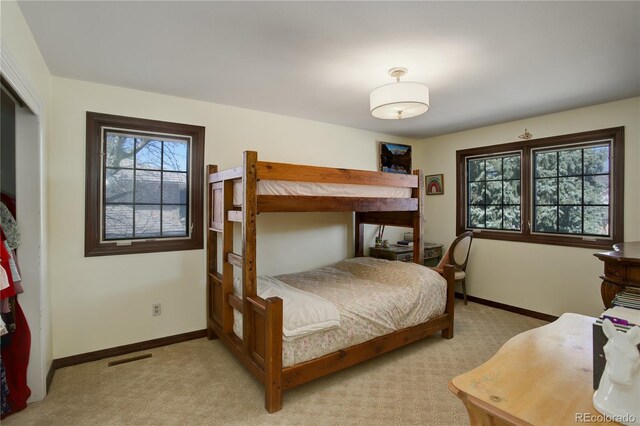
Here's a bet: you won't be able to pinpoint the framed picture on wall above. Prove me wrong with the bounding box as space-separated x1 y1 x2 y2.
379 142 412 174
426 174 444 195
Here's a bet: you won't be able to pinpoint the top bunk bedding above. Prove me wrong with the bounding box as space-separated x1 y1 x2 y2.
233 257 446 367
232 179 413 206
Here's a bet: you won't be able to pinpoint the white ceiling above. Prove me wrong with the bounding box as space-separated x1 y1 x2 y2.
17 1 640 139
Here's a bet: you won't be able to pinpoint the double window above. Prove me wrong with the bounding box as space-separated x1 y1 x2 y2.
85 112 205 256
456 127 624 249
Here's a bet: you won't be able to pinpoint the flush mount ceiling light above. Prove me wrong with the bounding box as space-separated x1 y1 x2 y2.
370 67 430 120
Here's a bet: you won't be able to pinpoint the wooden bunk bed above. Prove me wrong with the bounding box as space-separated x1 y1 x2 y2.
206 151 456 413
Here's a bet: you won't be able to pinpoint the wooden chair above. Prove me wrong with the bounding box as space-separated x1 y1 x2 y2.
434 231 473 304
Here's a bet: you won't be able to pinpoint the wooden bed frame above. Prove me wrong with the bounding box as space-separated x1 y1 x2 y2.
206 151 456 413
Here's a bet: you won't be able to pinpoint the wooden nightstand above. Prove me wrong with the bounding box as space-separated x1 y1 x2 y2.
369 243 443 267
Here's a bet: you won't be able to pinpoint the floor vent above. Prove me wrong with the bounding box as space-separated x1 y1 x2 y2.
108 353 153 367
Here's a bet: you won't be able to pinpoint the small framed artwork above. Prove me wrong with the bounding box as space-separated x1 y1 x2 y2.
379 142 412 174
425 174 444 195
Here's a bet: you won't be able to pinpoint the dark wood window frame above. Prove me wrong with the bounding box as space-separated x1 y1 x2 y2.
456 127 624 249
85 112 205 256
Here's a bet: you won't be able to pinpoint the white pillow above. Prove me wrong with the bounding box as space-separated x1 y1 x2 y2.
233 275 340 341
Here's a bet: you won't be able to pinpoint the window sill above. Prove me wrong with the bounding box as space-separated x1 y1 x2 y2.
465 229 617 250
84 237 203 257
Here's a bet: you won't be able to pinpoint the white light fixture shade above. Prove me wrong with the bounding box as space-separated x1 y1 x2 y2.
370 81 430 119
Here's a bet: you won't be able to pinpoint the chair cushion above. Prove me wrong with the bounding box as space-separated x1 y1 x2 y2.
455 271 465 280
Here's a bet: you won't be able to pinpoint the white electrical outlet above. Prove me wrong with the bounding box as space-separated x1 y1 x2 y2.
152 303 161 316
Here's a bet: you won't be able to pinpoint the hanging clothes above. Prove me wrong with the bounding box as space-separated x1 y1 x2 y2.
0 214 31 418
0 300 31 418
0 203 19 251
0 360 10 417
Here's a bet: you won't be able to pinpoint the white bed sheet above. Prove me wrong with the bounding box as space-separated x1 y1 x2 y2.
232 180 412 206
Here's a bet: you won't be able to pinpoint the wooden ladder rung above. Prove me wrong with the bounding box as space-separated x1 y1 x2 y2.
208 272 222 285
209 166 243 183
227 252 243 268
228 294 243 312
227 210 243 222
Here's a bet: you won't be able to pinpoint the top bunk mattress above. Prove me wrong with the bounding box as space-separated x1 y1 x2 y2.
232 180 412 206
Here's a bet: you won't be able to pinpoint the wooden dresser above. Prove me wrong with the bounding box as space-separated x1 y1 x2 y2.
594 241 640 308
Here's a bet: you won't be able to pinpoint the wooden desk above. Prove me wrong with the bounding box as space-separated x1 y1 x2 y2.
369 243 443 266
594 242 640 308
449 314 618 426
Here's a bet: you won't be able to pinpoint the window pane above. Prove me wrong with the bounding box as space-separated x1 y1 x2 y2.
584 146 610 175
106 134 134 168
535 152 557 178
162 205 188 237
486 206 502 229
485 158 502 180
535 178 558 205
503 156 520 180
163 141 188 172
584 175 609 205
503 206 521 230
558 149 582 176
469 182 485 205
535 206 557 233
468 206 485 228
584 206 609 236
504 180 520 205
486 181 502 205
558 177 582 205
163 172 187 204
466 153 520 232
105 169 133 203
559 206 582 234
136 139 163 170
135 171 161 203
105 204 133 239
134 205 162 237
468 159 484 182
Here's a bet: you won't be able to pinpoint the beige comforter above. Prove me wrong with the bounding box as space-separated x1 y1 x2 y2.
273 257 447 367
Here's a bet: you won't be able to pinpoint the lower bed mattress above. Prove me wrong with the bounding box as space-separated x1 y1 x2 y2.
233 257 447 367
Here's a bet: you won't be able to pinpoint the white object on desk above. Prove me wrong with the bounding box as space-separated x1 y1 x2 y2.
593 319 640 426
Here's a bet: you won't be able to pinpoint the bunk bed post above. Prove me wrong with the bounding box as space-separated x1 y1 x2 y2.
242 151 258 355
354 212 364 257
412 169 425 264
441 264 456 339
221 178 235 334
206 165 219 340
264 296 283 413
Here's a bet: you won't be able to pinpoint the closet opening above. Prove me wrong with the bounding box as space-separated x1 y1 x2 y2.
1 74 46 416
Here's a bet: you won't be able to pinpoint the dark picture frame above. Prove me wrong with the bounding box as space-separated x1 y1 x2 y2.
426 174 444 195
379 142 412 174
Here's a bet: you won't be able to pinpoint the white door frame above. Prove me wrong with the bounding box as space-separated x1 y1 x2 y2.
1 40 50 402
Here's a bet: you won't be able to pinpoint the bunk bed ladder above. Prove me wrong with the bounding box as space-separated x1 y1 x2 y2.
207 165 238 339
206 165 221 340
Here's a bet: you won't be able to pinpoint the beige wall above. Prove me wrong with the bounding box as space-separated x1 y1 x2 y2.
414 97 640 317
49 77 411 358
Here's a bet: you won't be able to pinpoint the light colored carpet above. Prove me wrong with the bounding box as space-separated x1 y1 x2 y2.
4 300 547 425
